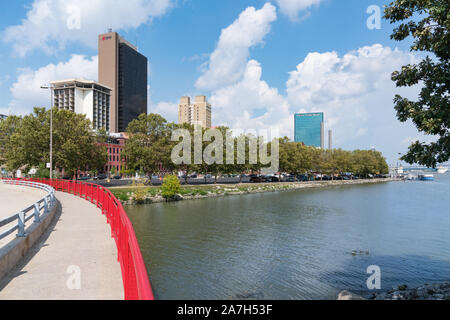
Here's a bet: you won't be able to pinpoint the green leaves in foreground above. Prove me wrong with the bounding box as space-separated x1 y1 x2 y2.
384 0 450 167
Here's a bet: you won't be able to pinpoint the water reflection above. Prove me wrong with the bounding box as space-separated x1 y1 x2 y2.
126 175 450 299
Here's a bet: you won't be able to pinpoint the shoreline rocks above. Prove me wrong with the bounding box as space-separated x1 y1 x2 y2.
119 178 397 206
368 282 450 300
338 282 450 300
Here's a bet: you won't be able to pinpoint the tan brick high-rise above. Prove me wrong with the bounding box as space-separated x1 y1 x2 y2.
178 96 212 128
99 31 147 133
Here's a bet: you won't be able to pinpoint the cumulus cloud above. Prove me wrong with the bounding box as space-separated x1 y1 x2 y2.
210 59 291 137
285 44 422 153
275 0 323 21
150 101 178 122
3 0 172 57
198 13 427 163
8 55 98 115
195 2 277 91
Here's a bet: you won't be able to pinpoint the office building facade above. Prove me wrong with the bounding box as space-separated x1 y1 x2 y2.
51 79 111 131
178 95 212 128
99 31 148 133
294 112 324 148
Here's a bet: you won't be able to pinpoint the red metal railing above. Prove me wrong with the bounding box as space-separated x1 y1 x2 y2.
4 177 154 300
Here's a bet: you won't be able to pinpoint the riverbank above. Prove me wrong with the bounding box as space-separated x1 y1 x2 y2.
111 178 398 205
338 282 450 300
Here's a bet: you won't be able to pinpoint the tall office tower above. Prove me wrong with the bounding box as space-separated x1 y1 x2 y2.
178 95 212 128
51 79 111 131
98 31 147 133
294 112 324 148
328 129 333 150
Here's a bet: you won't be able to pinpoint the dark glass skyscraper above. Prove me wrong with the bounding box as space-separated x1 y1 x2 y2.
118 43 147 133
294 113 324 148
99 31 148 133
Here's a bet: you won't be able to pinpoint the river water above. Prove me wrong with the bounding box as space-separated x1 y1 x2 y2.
125 174 450 300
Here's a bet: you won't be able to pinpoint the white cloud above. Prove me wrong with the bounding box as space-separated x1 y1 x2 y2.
198 15 428 163
150 101 178 123
286 44 419 143
275 0 323 21
3 0 172 57
195 2 277 91
210 59 292 137
8 54 98 115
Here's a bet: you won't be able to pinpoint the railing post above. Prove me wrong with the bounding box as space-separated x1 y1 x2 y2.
34 203 40 223
17 211 26 237
44 197 49 214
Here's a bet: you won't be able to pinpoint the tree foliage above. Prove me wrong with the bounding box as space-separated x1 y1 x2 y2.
384 0 450 167
122 114 388 179
0 107 108 177
122 113 174 178
161 174 181 199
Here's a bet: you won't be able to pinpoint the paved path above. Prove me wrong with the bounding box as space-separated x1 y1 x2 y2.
0 184 47 247
0 184 46 220
0 191 124 300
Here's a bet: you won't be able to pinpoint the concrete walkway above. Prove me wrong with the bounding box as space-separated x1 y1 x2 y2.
0 184 46 220
0 184 47 247
0 191 124 300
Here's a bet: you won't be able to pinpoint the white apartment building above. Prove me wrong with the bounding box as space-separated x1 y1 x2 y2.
51 79 111 132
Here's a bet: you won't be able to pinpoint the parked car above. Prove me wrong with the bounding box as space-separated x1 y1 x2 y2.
78 175 90 181
249 175 265 183
285 175 297 182
96 174 107 180
265 176 280 182
62 176 71 180
113 175 122 180
297 174 309 182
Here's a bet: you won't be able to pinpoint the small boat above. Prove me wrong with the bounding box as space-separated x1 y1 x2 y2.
419 174 434 181
437 166 448 174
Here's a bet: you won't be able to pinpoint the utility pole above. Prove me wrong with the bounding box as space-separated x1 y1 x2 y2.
41 85 54 179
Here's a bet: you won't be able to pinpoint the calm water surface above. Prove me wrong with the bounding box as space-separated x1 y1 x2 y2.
126 174 450 299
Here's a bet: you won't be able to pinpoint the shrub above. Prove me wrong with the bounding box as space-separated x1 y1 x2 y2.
161 175 181 200
134 185 149 202
118 193 129 202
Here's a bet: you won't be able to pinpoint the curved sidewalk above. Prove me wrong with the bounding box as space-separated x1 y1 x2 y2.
0 191 124 300
0 184 46 220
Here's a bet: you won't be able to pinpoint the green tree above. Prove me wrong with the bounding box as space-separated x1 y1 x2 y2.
124 113 173 183
384 0 450 167
2 107 108 178
0 115 22 170
161 174 181 200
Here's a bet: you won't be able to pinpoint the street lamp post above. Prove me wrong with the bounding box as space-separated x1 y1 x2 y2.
41 85 54 179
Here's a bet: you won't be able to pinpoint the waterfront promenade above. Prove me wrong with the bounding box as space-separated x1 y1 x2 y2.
0 183 46 219
0 188 124 300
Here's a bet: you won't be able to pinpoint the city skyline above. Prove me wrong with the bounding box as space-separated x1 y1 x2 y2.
0 0 435 164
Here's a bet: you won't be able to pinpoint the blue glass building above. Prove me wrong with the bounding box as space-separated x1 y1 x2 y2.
294 113 324 148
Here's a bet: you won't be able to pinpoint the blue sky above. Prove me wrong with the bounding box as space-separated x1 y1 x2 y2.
0 0 433 164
